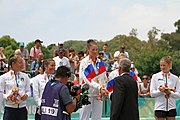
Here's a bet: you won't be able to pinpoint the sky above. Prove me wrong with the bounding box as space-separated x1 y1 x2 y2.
0 0 179 46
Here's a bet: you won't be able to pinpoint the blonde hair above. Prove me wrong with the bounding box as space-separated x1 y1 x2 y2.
160 56 172 69
119 53 128 59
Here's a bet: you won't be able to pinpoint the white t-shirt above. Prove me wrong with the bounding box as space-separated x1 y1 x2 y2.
53 56 70 70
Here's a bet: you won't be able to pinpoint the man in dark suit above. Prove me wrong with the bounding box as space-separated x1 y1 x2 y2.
110 58 139 120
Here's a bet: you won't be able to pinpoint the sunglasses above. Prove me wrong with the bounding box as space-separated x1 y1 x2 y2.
142 78 148 80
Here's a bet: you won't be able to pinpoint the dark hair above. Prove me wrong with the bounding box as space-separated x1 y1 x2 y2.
9 56 22 67
87 39 97 49
103 43 108 47
141 75 148 81
41 59 54 73
55 66 71 78
69 48 75 52
78 51 84 56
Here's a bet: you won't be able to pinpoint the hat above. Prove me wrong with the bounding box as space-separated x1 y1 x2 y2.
19 42 25 47
58 43 64 46
131 64 135 69
114 51 120 58
35 39 43 43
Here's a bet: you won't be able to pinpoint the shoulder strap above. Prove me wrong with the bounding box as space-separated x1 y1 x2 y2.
34 47 36 57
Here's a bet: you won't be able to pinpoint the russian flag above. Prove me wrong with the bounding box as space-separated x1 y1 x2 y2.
83 60 106 83
107 76 118 92
129 71 138 81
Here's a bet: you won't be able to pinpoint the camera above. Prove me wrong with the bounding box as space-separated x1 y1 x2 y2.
66 81 91 111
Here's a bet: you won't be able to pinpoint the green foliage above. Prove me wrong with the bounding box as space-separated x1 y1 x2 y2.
64 40 87 53
135 49 173 77
0 35 18 58
171 51 180 76
41 46 52 59
161 33 180 51
174 19 180 33
129 28 138 37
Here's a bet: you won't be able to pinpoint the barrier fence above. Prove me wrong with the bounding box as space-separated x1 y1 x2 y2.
1 97 180 120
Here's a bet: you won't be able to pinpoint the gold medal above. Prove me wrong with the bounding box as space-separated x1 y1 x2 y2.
96 78 99 83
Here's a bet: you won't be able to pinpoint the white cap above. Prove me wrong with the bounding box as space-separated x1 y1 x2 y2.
131 64 135 68
114 51 120 58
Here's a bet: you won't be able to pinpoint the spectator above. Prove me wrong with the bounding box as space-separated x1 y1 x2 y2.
30 39 43 63
101 44 113 72
98 51 110 74
0 58 6 71
31 59 55 120
53 48 70 70
150 56 180 120
0 56 30 120
53 43 68 58
30 52 44 78
14 50 26 71
79 39 109 120
40 66 80 120
0 47 6 61
130 64 138 81
138 75 150 97
0 85 2 113
74 51 84 74
16 42 29 70
115 45 129 58
111 52 127 71
110 58 139 120
68 48 78 73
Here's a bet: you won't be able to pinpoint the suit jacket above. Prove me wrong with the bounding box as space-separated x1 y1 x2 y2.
110 73 139 120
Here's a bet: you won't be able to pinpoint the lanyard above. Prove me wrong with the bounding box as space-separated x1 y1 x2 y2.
95 62 100 76
15 73 20 87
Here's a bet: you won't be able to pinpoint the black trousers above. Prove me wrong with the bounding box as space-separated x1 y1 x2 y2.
35 107 41 120
3 107 27 120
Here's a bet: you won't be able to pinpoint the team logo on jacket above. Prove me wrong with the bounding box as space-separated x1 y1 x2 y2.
53 99 59 107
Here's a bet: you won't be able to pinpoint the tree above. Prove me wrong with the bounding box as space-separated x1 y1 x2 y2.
148 27 160 41
0 35 18 58
129 28 138 37
135 49 173 77
174 19 180 33
161 33 180 51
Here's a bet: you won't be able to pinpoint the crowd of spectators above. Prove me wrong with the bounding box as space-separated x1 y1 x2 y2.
0 39 152 98
1 39 180 120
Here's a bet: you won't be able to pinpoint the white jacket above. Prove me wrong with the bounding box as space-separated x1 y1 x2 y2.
0 70 30 108
79 56 108 96
31 73 54 107
150 71 180 111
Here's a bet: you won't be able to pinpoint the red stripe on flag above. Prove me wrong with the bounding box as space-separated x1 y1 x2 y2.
107 86 114 92
86 70 96 82
98 65 106 74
